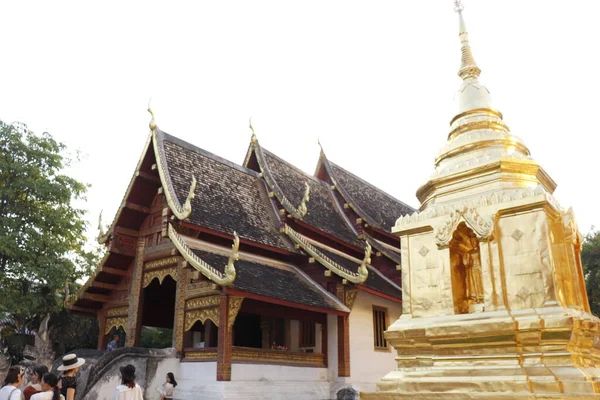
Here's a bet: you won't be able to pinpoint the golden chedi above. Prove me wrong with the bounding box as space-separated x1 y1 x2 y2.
363 1 600 399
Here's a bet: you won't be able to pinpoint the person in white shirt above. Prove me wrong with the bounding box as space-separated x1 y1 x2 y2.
0 366 25 400
30 373 64 400
156 372 177 400
113 365 143 400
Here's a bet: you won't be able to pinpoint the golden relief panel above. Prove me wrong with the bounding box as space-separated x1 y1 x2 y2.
174 262 187 353
184 307 220 331
106 307 128 317
142 267 178 288
105 316 127 334
231 348 324 366
186 295 220 309
228 296 244 329
144 256 179 270
345 289 359 310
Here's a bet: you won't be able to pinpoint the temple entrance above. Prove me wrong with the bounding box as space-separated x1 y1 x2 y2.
450 222 484 314
141 275 177 348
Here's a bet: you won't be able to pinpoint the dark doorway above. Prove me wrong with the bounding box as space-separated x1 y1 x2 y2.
140 275 176 348
233 313 262 348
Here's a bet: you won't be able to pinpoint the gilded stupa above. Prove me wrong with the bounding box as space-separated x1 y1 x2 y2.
363 1 600 399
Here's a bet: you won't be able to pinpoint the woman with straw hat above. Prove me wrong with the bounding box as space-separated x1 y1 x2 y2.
56 354 85 400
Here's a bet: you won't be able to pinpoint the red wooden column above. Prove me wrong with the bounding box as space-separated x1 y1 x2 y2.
217 293 232 381
127 237 146 347
97 309 107 351
337 315 350 377
321 317 328 367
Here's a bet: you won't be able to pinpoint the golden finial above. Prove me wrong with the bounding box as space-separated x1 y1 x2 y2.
148 98 157 132
249 117 257 143
225 231 240 282
357 242 372 280
296 182 311 218
454 0 481 80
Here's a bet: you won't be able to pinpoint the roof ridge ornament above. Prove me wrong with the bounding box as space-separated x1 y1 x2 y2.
296 182 311 218
97 210 110 244
358 242 372 280
168 223 236 286
148 98 157 132
249 117 257 144
284 224 368 284
454 0 481 81
182 175 197 219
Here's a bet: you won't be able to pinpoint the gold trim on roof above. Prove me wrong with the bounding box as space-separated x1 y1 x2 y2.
284 225 368 284
152 129 196 220
168 223 237 286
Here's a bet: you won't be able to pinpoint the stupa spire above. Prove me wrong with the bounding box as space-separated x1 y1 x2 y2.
454 0 481 81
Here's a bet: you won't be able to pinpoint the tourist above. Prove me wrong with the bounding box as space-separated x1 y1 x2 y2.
30 373 64 400
106 334 119 352
0 365 25 400
113 364 143 400
156 372 177 400
23 365 49 400
56 354 85 400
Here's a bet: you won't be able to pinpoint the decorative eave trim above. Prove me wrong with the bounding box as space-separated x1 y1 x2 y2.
252 142 311 219
168 223 237 286
364 234 402 266
320 155 379 228
152 129 197 220
434 205 493 248
284 225 369 284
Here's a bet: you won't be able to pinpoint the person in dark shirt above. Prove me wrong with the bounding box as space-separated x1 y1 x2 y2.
57 354 85 400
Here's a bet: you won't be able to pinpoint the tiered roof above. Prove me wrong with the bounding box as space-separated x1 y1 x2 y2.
71 125 411 314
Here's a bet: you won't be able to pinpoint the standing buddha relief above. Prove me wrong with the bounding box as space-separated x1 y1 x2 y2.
450 222 484 314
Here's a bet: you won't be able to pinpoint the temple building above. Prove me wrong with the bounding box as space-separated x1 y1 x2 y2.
69 113 413 397
363 2 600 399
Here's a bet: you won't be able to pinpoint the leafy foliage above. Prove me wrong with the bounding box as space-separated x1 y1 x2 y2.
0 120 97 334
139 326 173 349
582 228 600 317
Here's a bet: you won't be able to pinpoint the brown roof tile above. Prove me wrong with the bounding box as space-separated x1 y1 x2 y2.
160 131 296 252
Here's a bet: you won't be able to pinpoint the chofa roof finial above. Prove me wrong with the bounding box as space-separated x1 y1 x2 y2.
249 117 257 143
148 98 157 132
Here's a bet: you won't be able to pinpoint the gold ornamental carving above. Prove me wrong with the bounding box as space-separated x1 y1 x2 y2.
142 267 178 288
228 296 244 329
144 256 179 270
284 225 369 284
105 317 127 334
345 289 359 309
168 223 238 286
186 295 220 309
151 124 196 221
434 205 492 247
184 307 220 331
106 307 128 317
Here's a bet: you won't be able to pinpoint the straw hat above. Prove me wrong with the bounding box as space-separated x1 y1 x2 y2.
57 354 86 371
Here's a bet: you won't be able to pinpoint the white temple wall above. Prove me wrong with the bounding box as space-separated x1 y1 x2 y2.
347 290 401 393
177 362 329 399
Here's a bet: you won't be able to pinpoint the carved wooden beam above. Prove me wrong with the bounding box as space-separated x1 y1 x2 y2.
80 293 109 303
114 226 139 237
101 266 129 277
91 281 118 290
136 171 161 185
125 202 151 214
69 305 98 315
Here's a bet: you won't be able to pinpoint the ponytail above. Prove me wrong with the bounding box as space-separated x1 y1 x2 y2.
41 373 60 400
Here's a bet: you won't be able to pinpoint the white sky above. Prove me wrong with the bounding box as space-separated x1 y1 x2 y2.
1 1 599 245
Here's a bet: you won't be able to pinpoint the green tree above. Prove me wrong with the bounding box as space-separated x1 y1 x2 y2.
0 120 97 334
581 228 600 317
